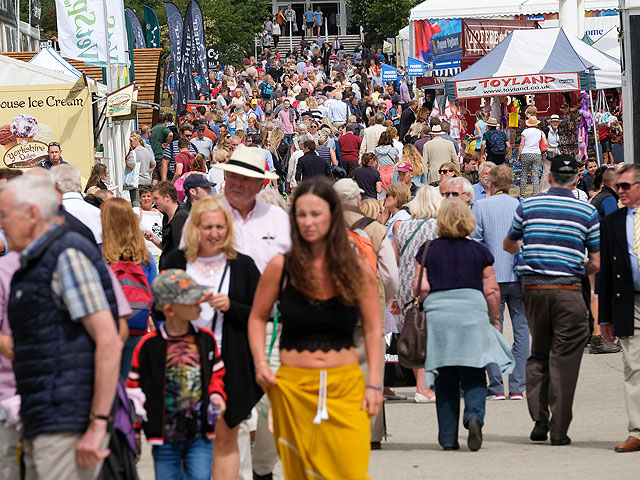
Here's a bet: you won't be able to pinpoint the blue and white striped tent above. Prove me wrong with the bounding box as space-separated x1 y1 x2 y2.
445 27 621 100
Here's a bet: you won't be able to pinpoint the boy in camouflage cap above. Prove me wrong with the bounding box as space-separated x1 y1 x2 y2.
128 269 226 477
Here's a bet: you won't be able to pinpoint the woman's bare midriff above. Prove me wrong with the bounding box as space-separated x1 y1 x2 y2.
280 347 358 369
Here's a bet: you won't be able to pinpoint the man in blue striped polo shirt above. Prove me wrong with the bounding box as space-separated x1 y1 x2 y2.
504 154 600 447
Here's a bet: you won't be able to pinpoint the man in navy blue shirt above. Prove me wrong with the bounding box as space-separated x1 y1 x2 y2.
295 140 332 184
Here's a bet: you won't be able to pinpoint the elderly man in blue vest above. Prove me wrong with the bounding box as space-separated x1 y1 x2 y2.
0 174 122 480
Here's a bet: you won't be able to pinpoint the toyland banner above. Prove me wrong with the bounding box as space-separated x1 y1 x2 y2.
454 72 581 99
0 84 94 178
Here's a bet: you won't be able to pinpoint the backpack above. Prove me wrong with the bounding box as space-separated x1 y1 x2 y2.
262 82 274 95
347 217 377 274
110 260 153 333
487 130 507 155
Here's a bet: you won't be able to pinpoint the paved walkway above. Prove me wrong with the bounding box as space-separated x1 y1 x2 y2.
136 336 636 479
370 350 635 479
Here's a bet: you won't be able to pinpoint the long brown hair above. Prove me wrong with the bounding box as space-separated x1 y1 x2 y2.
85 163 107 191
101 198 150 265
287 178 363 306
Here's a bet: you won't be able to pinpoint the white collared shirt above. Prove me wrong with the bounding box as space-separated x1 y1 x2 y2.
62 192 102 244
222 197 291 273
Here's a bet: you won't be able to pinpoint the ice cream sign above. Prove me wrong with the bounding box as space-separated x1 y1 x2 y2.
0 84 94 178
1 115 52 168
454 73 580 99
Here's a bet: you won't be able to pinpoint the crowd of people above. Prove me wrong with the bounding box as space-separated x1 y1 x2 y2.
0 42 638 480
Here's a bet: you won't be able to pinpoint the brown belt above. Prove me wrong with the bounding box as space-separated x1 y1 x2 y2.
522 284 581 291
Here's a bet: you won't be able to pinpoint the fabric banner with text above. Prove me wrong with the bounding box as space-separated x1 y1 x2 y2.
144 5 161 48
165 2 184 110
55 0 128 66
382 63 398 83
125 8 146 49
454 72 581 99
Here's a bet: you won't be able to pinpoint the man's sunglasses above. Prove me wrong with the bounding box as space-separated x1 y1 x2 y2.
49 142 60 147
615 182 640 191
443 192 459 198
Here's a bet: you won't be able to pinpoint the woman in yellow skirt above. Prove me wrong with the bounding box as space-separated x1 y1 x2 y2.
249 177 383 480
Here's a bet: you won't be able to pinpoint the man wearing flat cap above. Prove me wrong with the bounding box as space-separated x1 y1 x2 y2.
503 154 600 447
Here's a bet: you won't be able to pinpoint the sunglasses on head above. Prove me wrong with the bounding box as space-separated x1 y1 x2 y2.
49 142 60 147
615 182 640 191
443 192 459 198
438 169 452 174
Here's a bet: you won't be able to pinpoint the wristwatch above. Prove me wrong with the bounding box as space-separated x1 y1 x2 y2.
89 412 113 423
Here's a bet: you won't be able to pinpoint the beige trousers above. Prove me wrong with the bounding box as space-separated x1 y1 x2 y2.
620 297 640 440
23 432 109 480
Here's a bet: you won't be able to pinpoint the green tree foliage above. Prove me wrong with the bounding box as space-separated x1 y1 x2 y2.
347 0 421 46
35 0 268 65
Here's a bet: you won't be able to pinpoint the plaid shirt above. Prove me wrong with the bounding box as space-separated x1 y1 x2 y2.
22 224 109 321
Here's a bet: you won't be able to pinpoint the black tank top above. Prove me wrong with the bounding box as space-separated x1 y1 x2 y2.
278 263 359 353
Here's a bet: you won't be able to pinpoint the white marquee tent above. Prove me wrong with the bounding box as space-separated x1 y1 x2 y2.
592 27 620 60
410 0 619 21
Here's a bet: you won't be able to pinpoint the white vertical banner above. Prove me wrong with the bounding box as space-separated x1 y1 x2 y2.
55 0 127 65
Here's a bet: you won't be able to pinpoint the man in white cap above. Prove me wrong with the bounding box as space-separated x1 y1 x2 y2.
422 124 458 183
213 145 290 480
333 178 398 450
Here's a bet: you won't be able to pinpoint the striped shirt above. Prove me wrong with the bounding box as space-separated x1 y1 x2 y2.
162 140 198 175
471 193 520 283
507 187 600 277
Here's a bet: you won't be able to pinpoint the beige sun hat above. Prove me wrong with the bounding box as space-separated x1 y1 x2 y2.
213 144 279 180
486 117 499 127
526 116 541 127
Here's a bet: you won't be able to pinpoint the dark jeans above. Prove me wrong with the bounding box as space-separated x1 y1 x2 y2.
152 436 213 480
434 366 487 448
120 335 143 380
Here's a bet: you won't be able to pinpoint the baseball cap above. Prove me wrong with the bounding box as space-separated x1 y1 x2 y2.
197 124 206 131
333 178 364 200
251 99 258 105
397 162 413 173
550 155 579 174
152 269 210 308
184 173 216 191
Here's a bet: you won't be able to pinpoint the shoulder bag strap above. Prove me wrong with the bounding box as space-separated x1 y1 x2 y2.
414 240 431 300
400 219 428 257
211 260 230 331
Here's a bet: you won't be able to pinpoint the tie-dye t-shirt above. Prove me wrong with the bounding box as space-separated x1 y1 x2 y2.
164 334 204 442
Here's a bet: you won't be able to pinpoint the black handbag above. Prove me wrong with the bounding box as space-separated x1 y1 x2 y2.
396 240 430 369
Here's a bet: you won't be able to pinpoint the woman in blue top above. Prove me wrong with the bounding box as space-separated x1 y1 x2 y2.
314 7 323 36
383 182 411 242
474 110 487 158
413 199 514 452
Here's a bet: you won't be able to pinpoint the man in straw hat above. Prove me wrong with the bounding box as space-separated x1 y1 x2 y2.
481 117 511 166
212 144 290 479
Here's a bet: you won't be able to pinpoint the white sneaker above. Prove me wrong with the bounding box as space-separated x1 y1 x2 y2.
414 393 436 403
487 394 506 401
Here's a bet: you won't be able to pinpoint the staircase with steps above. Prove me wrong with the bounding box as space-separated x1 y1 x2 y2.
259 34 362 57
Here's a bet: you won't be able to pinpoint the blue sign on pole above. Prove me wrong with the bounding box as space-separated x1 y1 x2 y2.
381 63 398 83
407 57 426 76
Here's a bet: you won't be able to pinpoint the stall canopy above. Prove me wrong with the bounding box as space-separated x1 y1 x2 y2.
28 48 107 94
592 27 620 60
445 27 621 99
410 0 619 21
0 53 77 86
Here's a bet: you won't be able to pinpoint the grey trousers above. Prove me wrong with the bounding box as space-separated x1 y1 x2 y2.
522 288 589 440
354 325 386 443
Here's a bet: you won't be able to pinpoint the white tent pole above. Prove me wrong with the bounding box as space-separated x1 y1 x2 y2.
589 90 601 165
